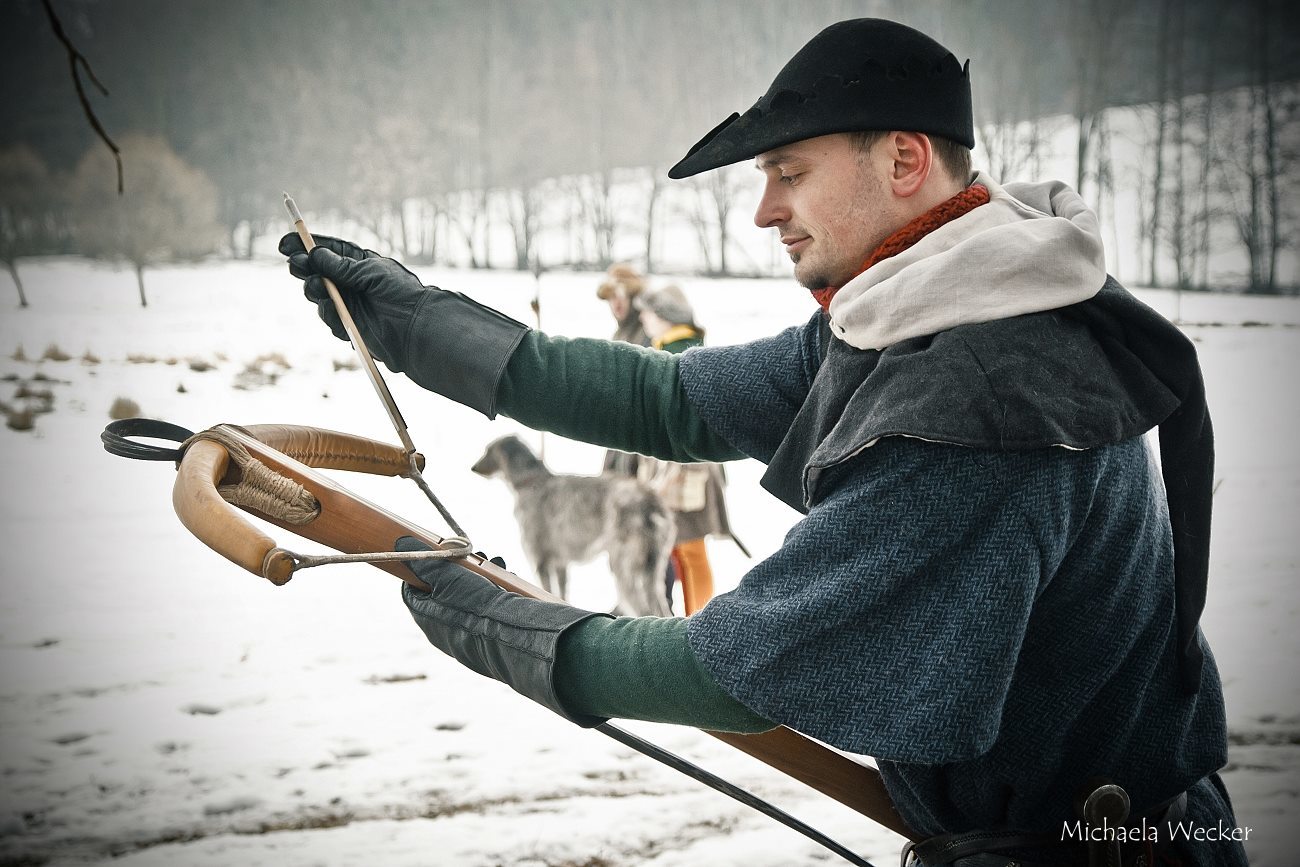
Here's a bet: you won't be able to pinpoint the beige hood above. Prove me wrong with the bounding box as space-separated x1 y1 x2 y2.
826 172 1108 351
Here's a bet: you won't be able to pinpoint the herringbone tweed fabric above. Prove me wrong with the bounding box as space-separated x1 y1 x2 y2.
679 317 1240 864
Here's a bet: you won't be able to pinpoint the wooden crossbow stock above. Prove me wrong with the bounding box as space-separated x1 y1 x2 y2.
104 419 915 858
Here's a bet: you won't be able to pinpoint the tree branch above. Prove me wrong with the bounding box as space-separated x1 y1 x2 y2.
41 0 122 194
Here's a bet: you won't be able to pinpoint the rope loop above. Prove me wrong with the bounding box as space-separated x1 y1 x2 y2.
183 426 321 525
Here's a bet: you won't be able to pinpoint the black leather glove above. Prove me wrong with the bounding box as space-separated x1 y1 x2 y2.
280 233 416 367
397 536 611 727
279 233 529 417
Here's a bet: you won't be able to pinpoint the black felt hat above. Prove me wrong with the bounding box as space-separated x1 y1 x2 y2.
668 19 973 179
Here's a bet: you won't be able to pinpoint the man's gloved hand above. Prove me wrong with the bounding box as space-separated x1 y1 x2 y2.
278 233 424 371
278 233 529 418
396 536 611 727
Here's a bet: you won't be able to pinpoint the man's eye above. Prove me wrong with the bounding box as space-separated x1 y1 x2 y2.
780 173 800 185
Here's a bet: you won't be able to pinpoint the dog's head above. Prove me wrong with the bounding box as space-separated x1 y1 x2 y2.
471 435 541 479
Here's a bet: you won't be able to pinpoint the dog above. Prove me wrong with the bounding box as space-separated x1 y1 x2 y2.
470 436 675 617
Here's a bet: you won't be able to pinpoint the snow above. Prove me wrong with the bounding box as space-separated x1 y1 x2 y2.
1 258 1297 866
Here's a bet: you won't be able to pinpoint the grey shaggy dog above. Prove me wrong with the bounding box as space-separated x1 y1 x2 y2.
471 436 675 617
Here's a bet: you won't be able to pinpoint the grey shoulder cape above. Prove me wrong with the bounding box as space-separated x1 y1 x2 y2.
728 278 1213 694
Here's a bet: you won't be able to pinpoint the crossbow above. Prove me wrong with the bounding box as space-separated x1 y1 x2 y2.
99 195 915 865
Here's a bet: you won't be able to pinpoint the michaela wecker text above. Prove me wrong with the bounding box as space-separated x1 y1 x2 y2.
1062 818 1251 843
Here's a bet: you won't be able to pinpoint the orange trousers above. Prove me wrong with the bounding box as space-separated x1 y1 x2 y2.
670 538 714 615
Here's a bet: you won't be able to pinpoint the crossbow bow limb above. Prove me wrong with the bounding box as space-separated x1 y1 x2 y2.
102 418 914 865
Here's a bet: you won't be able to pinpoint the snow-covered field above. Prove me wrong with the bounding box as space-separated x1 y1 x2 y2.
1 258 1297 866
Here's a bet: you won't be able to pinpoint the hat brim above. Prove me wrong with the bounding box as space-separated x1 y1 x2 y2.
670 107 848 179
668 103 974 179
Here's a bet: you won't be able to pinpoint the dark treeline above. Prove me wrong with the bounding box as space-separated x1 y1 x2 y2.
1 0 1297 300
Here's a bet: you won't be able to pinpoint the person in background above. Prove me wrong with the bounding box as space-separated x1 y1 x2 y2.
634 285 740 614
595 263 692 609
596 263 651 479
596 263 650 347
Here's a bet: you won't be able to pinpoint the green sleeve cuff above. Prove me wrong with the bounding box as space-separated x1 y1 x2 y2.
554 615 775 734
497 331 743 463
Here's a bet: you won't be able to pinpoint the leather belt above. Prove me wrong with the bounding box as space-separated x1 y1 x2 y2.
901 788 1188 867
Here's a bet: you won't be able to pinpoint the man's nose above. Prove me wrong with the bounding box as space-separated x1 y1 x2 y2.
754 180 790 228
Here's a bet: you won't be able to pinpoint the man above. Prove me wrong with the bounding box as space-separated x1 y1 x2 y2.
593 262 653 478
597 262 652 347
281 19 1243 867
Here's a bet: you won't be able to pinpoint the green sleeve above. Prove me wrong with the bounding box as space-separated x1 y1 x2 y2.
497 331 743 463
555 615 775 733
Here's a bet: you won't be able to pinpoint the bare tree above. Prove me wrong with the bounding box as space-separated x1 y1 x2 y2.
1163 1 1193 290
1067 0 1133 204
1212 85 1296 293
977 119 1049 185
1145 0 1174 286
69 135 222 306
683 166 747 276
0 146 59 307
1192 0 1224 290
571 170 620 269
970 0 1051 185
505 182 545 272
1093 111 1120 280
1258 0 1282 292
409 196 446 264
40 0 122 193
1213 1 1296 293
641 167 665 274
445 188 487 269
346 116 438 259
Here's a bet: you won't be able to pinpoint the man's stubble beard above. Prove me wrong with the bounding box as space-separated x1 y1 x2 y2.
782 158 902 290
791 242 855 291
789 175 886 291
791 254 824 291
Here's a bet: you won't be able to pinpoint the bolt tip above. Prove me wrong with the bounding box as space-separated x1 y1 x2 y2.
282 192 303 222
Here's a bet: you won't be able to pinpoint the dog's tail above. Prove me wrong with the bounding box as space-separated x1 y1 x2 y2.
608 483 676 617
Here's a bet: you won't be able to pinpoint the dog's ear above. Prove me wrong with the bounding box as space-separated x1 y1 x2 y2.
500 436 543 469
502 436 528 455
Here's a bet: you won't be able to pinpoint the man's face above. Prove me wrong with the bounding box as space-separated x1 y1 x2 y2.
607 291 630 321
754 133 900 290
638 307 668 340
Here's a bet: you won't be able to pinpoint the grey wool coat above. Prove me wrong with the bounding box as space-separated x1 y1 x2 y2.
675 281 1243 865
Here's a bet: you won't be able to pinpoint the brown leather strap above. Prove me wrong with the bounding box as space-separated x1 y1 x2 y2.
240 423 423 476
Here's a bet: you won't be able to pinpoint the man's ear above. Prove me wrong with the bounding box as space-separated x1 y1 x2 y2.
887 131 933 198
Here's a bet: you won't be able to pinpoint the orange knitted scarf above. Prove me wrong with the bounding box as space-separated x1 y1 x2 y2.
810 183 991 313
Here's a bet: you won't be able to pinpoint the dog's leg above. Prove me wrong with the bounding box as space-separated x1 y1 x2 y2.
610 548 673 618
606 492 676 618
533 558 555 598
553 565 569 601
